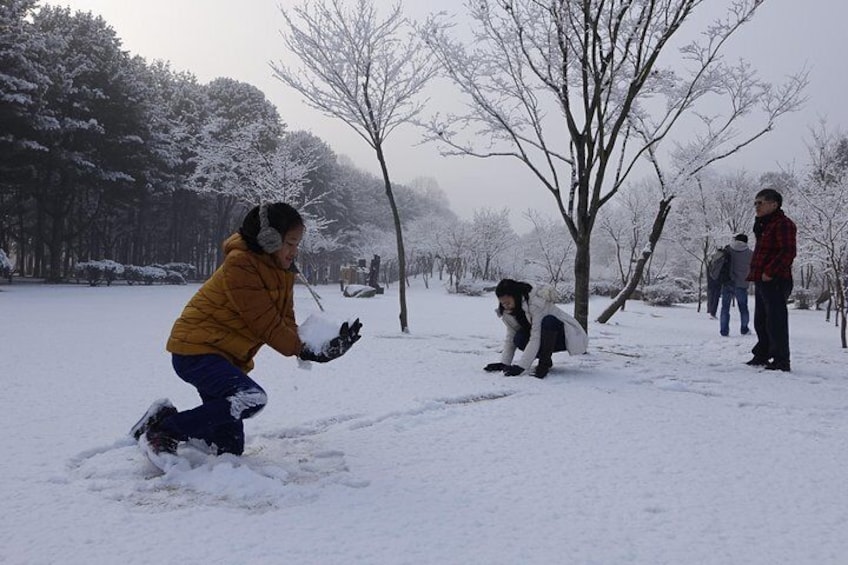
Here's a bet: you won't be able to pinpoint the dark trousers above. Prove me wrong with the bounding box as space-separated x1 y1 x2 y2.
162 353 267 455
752 279 793 363
706 277 721 316
513 315 567 353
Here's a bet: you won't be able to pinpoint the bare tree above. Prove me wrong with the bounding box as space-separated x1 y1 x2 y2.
795 124 848 348
470 207 515 280
523 209 574 288
596 180 659 288
421 0 806 330
437 219 474 291
272 0 437 333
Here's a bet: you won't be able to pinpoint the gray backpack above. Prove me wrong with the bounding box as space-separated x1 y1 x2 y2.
707 247 731 285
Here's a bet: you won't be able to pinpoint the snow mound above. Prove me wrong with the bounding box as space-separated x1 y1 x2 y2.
65 434 369 512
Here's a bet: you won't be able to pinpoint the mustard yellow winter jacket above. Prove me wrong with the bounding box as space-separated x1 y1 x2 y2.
166 234 302 372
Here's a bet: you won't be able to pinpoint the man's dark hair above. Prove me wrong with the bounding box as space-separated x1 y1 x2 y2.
755 188 783 208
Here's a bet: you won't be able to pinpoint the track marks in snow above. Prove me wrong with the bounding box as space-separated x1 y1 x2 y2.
65 390 519 512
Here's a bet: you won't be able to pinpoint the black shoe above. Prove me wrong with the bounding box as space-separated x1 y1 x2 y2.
143 421 178 455
764 360 791 372
745 357 769 366
130 399 177 440
741 327 750 335
533 362 552 379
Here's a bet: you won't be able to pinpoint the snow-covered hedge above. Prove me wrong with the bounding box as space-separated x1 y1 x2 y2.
793 287 814 310
124 265 169 285
69 261 191 287
0 249 13 282
74 260 124 286
157 262 196 280
446 279 490 296
124 265 154 285
640 278 697 306
550 284 575 303
591 280 622 298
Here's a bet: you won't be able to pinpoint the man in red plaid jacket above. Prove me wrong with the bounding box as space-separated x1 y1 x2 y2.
745 188 796 372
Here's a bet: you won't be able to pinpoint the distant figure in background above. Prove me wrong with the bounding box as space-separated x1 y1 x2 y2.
706 248 724 319
746 189 796 372
719 233 753 336
483 279 587 379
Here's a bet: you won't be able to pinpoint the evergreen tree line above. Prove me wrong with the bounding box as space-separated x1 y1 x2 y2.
0 1 452 282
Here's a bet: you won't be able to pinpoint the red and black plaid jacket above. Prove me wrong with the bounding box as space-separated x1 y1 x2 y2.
747 210 796 282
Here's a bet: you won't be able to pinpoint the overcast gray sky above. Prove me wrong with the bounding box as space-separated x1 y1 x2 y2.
54 0 847 231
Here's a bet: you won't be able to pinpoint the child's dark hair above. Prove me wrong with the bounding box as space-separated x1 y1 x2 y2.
495 279 533 330
239 202 304 254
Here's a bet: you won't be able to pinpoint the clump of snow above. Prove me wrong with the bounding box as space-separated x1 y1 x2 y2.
343 284 377 297
298 312 358 353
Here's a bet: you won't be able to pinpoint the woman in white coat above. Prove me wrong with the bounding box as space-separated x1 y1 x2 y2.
484 279 588 378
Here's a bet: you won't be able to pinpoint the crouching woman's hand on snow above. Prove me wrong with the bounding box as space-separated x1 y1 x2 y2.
502 365 525 376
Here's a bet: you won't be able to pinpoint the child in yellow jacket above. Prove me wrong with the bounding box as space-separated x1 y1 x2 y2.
131 202 361 457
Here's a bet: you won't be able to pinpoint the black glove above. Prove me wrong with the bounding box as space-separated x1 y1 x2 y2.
299 345 332 363
484 362 507 372
503 365 524 376
299 318 363 363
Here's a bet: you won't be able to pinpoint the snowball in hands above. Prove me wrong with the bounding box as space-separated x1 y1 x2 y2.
297 313 361 366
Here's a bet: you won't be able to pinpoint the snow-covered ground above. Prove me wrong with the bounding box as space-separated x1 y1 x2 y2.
1 279 846 564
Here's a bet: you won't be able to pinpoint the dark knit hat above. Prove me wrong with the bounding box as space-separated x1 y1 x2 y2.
734 233 748 243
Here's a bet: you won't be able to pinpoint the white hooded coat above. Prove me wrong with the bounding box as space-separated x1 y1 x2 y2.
498 286 588 371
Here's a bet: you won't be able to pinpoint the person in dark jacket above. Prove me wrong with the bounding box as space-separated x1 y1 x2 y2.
746 189 796 371
719 233 753 336
705 253 722 319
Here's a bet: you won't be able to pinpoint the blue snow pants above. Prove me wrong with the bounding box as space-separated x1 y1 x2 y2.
161 353 267 455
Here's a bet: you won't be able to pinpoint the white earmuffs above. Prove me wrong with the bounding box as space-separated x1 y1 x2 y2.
257 203 283 254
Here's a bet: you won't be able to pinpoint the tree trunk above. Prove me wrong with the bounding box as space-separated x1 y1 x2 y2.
572 236 591 332
210 195 239 267
836 274 847 349
375 143 409 332
597 197 674 324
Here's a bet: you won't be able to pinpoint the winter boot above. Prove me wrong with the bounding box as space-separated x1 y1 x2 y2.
533 329 557 379
764 359 791 372
143 421 178 455
130 399 177 441
745 356 769 367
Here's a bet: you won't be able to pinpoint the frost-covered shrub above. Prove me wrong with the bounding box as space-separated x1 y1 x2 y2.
0 249 13 282
551 284 575 304
164 270 187 285
641 282 686 306
123 265 144 285
160 262 196 280
591 280 621 298
123 265 167 285
669 277 698 304
448 279 490 296
793 287 814 310
74 259 124 286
